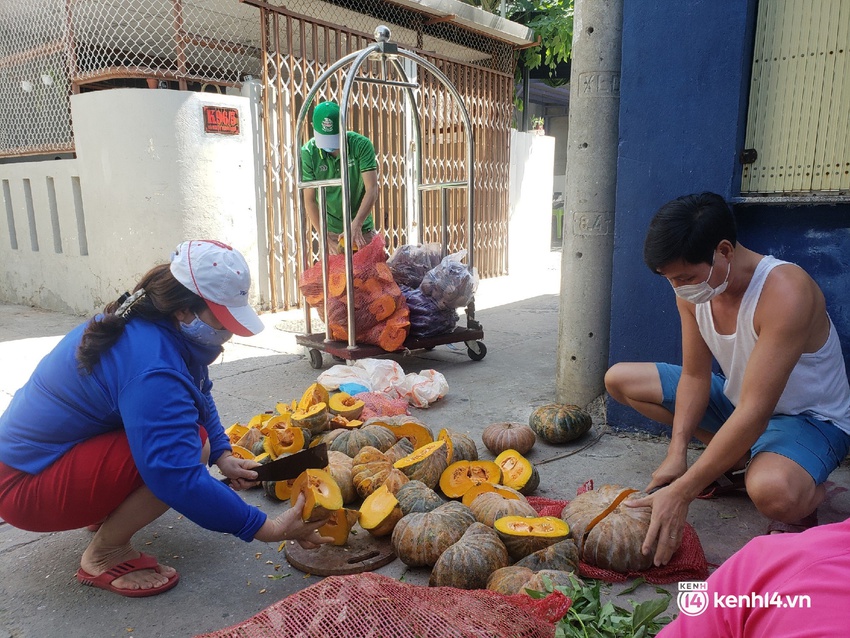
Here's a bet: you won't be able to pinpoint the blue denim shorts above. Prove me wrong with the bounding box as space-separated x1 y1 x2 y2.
655 363 850 484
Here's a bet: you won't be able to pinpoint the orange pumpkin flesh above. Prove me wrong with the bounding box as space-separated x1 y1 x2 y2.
328 392 365 420
494 515 571 561
318 508 360 546
461 482 524 507
298 383 330 411
493 449 540 495
393 440 448 489
264 426 307 458
289 469 343 522
359 484 403 537
439 460 502 499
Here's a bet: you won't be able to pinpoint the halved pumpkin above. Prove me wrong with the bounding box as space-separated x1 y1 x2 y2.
461 482 525 507
328 392 365 420
261 414 291 435
494 449 540 495
359 484 403 537
291 402 329 435
264 426 308 458
366 416 434 450
438 429 479 463
289 469 343 522
393 440 448 489
298 383 330 412
329 415 364 430
275 401 292 416
318 508 361 546
263 477 296 502
225 423 250 444
235 427 263 451
438 460 502 499
230 445 254 460
494 516 570 561
248 412 275 429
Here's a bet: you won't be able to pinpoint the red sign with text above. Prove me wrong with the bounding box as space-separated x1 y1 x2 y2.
203 106 240 135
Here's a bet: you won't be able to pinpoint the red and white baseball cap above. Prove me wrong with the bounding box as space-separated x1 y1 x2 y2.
170 240 264 337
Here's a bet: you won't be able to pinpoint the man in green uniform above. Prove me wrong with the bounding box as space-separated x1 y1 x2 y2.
301 101 379 255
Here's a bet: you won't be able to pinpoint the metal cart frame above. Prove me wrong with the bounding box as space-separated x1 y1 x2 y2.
294 26 486 369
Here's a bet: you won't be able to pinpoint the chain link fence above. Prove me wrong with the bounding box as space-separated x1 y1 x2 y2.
1 0 262 158
1 0 515 159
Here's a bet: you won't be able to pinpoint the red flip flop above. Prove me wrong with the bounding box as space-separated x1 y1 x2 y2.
76 552 180 598
696 469 747 499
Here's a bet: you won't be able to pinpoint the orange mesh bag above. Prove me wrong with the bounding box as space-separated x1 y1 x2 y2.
300 237 410 351
355 392 410 420
527 491 709 584
196 572 571 638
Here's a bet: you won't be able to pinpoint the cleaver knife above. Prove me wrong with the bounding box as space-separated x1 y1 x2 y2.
222 443 328 485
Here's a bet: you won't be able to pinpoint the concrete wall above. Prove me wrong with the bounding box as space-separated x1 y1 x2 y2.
508 129 555 274
0 88 261 315
608 0 850 433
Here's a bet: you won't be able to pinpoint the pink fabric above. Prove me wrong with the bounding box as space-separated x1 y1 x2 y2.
659 518 850 637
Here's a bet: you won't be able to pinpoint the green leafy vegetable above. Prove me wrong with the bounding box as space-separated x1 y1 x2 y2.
528 574 674 638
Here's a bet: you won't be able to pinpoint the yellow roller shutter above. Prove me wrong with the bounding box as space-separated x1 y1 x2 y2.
741 0 850 194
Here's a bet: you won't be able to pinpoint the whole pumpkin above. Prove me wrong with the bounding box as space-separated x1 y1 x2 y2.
429 523 510 589
482 422 536 456
468 491 538 527
391 501 475 567
486 566 535 595
326 450 356 504
514 539 579 573
560 484 653 573
528 404 592 444
329 424 396 457
395 480 444 515
351 446 405 499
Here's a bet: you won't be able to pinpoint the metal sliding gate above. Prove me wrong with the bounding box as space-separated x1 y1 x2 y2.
245 0 514 310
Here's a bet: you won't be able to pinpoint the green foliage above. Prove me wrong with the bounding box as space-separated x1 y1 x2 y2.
457 0 574 78
512 0 574 78
526 573 675 638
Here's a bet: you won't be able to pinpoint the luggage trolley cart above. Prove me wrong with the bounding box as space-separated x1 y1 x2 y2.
294 25 486 370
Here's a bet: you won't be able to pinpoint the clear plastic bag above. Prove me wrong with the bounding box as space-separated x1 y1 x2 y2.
419 250 479 310
387 243 443 288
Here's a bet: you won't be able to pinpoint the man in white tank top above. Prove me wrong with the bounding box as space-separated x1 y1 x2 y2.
605 192 850 567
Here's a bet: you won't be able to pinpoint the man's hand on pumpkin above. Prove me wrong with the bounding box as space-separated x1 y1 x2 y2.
626 483 689 567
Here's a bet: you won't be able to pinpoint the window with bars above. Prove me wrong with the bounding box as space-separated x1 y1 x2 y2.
741 0 850 195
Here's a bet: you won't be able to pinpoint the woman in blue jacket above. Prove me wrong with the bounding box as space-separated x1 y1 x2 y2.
0 240 331 597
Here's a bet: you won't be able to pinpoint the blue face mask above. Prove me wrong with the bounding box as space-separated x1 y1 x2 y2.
180 314 233 347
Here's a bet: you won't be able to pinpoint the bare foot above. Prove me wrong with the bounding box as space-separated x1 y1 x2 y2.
81 545 176 592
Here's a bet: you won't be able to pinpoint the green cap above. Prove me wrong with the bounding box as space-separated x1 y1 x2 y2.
312 101 340 150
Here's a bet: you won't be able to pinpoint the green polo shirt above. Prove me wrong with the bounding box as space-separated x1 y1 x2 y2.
301 131 377 234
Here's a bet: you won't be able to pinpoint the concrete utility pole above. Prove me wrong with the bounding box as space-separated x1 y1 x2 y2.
555 0 623 408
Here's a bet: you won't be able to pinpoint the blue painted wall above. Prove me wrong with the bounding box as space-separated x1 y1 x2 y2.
607 0 850 433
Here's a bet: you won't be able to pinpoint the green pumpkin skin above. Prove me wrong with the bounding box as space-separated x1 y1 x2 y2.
529 403 592 444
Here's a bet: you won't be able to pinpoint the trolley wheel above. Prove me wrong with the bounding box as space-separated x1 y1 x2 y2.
308 349 324 369
466 341 487 361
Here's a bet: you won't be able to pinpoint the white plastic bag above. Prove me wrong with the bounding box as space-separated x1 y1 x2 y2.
317 358 448 408
397 369 449 408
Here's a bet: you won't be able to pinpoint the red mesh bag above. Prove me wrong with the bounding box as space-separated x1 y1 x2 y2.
527 493 709 584
300 236 410 351
196 572 570 638
355 392 410 420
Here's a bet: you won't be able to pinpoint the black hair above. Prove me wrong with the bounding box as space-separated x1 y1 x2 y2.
643 192 737 273
76 264 206 373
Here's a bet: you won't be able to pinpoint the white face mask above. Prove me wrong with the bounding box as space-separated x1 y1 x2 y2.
180 313 233 347
672 256 730 304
